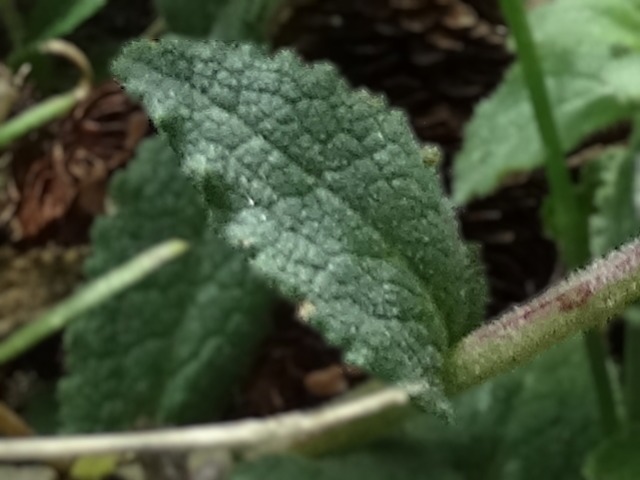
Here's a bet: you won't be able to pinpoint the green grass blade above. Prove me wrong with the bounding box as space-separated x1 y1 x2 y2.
0 239 189 365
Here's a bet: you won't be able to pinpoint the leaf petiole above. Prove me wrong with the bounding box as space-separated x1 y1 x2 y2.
445 239 640 397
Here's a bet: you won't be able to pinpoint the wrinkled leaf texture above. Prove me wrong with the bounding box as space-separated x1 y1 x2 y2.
60 137 274 432
113 38 487 414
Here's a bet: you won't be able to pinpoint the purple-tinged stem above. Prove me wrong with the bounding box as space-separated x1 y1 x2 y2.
445 239 640 394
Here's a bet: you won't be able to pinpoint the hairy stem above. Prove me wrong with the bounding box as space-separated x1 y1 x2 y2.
445 239 640 399
498 0 618 434
0 240 189 365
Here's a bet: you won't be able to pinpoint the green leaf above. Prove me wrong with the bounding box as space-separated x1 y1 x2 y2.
452 0 640 204
603 56 640 105
584 427 640 480
154 0 227 37
453 49 637 203
113 38 487 414
59 137 275 432
231 338 600 480
590 147 640 257
23 0 106 45
210 0 285 42
154 0 285 41
530 0 640 53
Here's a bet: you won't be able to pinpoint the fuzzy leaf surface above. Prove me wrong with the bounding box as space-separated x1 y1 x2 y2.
23 0 106 44
584 427 640 480
453 0 640 203
59 137 274 432
231 339 600 480
113 38 487 413
590 147 640 256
